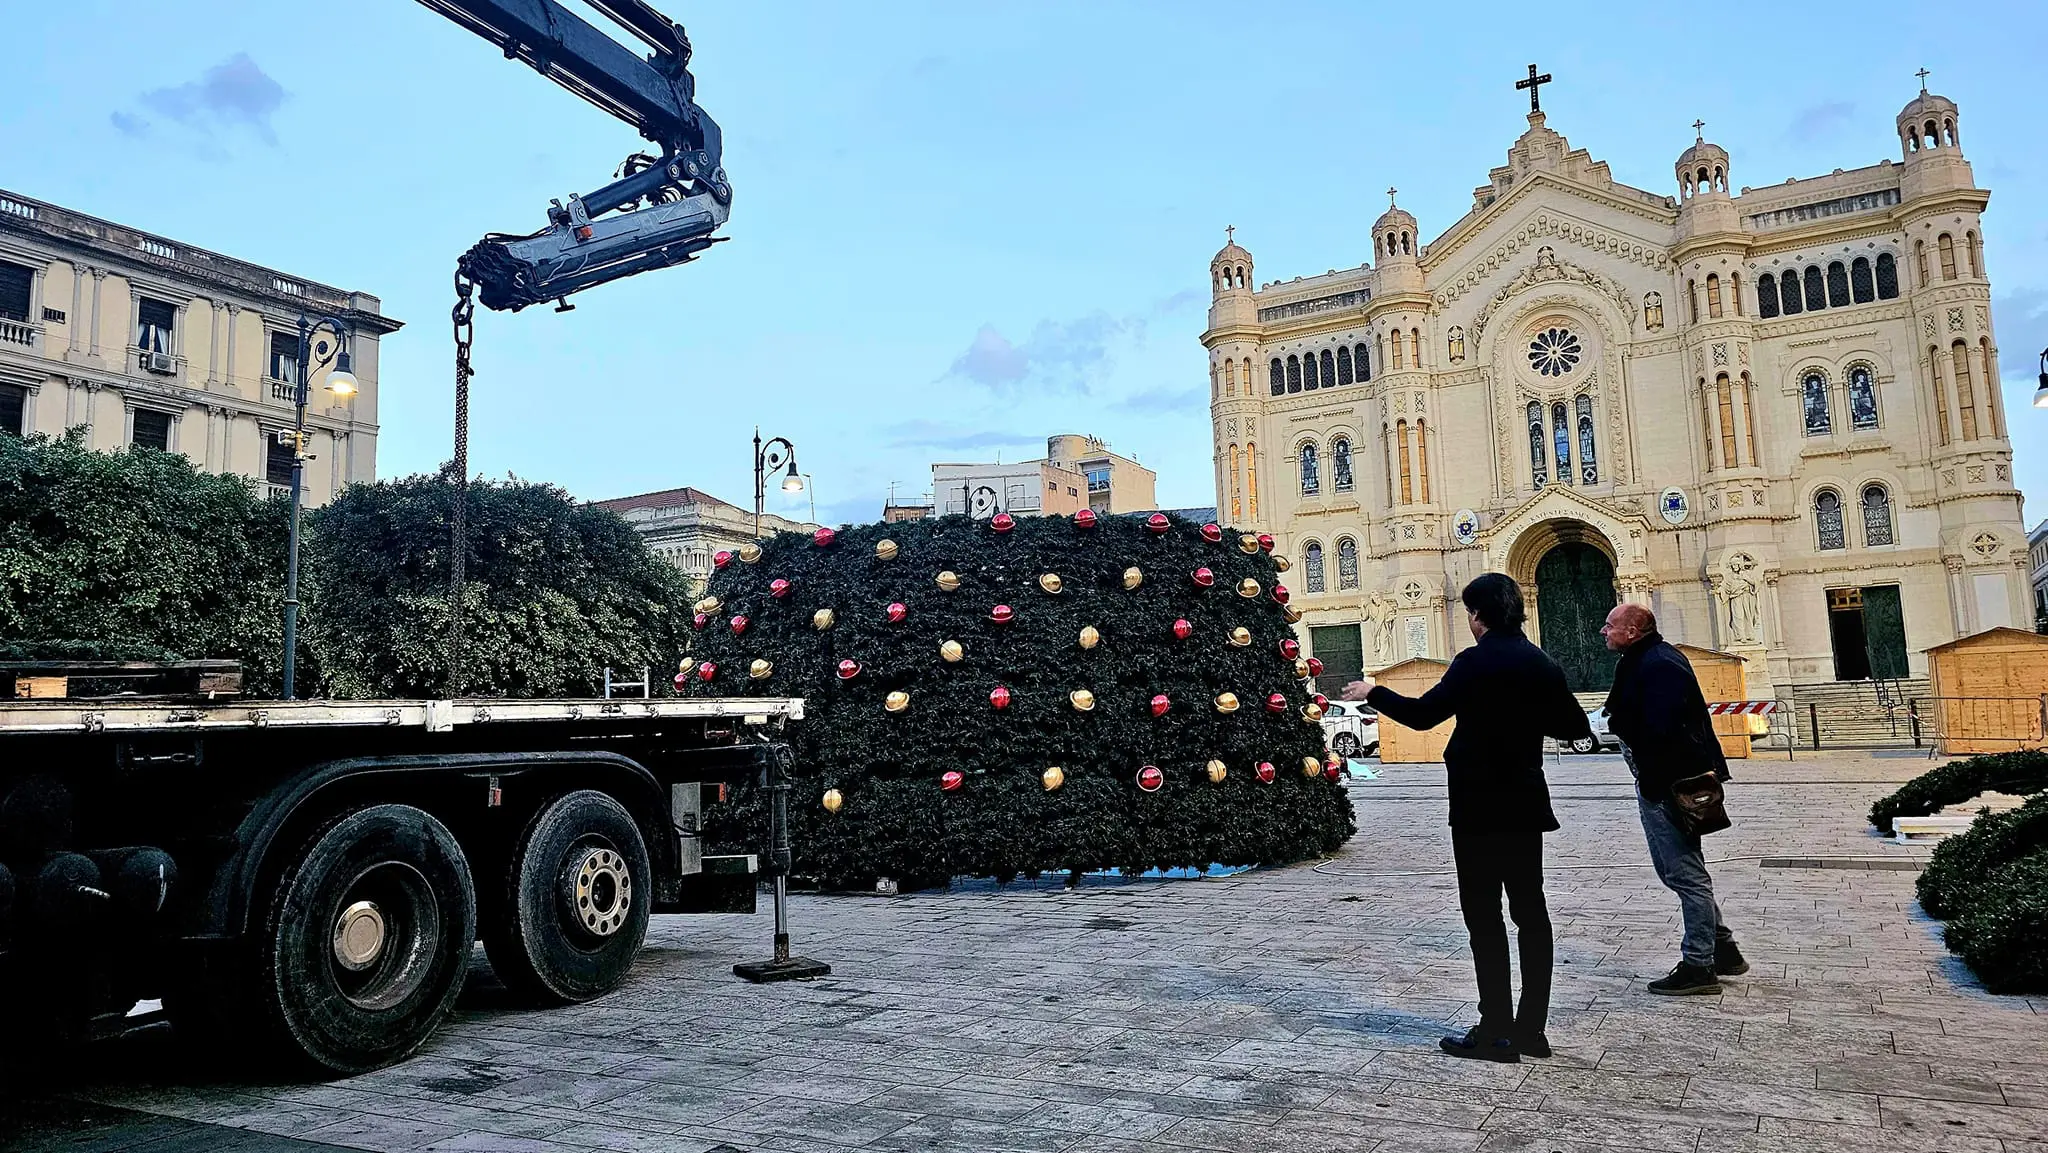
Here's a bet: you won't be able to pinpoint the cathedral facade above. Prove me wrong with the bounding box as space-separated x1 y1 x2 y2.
1202 83 2024 697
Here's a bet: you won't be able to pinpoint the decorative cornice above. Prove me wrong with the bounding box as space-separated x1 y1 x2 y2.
1469 256 1636 346
1753 302 1911 340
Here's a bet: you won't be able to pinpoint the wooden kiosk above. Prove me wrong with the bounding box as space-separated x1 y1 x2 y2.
1370 657 1453 764
1923 628 2048 754
1672 643 1752 760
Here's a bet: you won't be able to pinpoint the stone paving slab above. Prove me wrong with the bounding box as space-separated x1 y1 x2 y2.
18 750 2048 1152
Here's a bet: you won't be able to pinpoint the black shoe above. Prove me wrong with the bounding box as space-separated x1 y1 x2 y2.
1516 1031 1552 1059
1439 1027 1520 1063
1715 940 1749 977
1648 962 1721 996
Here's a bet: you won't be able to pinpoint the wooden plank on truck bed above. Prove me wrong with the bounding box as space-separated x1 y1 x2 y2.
0 696 805 735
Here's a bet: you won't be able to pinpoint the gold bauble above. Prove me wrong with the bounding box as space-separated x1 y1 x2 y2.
1228 627 1252 647
1273 554 1292 573
1214 692 1240 713
693 596 722 616
1206 759 1228 784
749 658 774 680
1122 566 1143 590
1294 658 1311 680
1070 689 1096 712
1237 578 1262 599
1304 703 1325 722
1042 766 1066 791
885 690 911 713
1078 625 1101 650
1238 533 1261 555
737 542 762 564
812 608 836 630
940 640 964 662
1283 605 1304 624
876 538 900 560
936 570 962 591
1039 572 1064 594
822 788 844 813
1302 756 1322 778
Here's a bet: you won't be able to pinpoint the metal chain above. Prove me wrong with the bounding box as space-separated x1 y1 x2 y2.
449 271 475 698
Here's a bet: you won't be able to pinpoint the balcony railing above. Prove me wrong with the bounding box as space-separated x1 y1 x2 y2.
0 317 41 350
265 482 293 501
268 378 298 404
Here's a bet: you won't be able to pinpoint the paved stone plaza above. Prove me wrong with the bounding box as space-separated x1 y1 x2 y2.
16 750 2048 1153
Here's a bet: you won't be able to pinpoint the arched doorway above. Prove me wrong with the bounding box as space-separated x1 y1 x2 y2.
1534 542 1619 692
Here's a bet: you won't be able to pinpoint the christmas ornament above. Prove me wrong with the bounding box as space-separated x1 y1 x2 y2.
1150 694 1171 718
822 788 844 813
1313 693 1329 709
1283 605 1304 624
1070 689 1096 712
769 578 791 599
813 527 837 548
692 612 710 630
1323 759 1342 782
941 770 963 792
1303 702 1325 722
1172 618 1194 640
989 604 1015 624
713 550 733 570
885 690 910 713
1258 533 1275 553
696 661 718 682
1307 657 1325 677
1214 692 1241 713
1078 625 1101 649
940 640 964 662
813 608 837 630
1294 658 1311 680
1041 766 1065 791
1280 638 1301 659
1236 578 1261 599
1272 584 1291 605
1146 513 1170 534
1136 765 1165 792
1274 554 1293 574
836 659 862 680
750 659 774 681
1074 508 1098 529
730 614 749 636
1228 627 1252 647
991 512 1016 533
936 570 962 591
1301 755 1321 778
875 538 900 561
671 670 690 691
1201 522 1223 543
738 542 763 564
693 596 722 616
1192 567 1215 588
886 601 908 623
1206 759 1228 784
989 685 1012 710
1122 566 1143 590
1038 572 1064 594
1266 693 1288 713
1238 533 1261 555
1256 761 1277 783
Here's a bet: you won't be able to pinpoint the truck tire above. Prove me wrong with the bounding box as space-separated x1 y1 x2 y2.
483 790 650 1005
261 804 476 1075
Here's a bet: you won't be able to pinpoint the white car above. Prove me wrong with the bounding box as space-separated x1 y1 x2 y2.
1321 700 1380 759
1569 705 1618 754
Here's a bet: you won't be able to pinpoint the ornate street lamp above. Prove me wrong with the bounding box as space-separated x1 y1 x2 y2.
753 428 801 539
2033 348 2048 408
281 313 358 699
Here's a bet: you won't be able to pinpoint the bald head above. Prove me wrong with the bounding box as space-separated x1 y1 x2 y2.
1601 603 1656 651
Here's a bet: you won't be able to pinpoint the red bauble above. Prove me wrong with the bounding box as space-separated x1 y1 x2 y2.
1313 693 1330 709
990 604 1015 624
941 771 964 792
729 614 749 635
1074 508 1098 529
1279 638 1301 659
991 512 1016 533
813 527 837 547
1307 657 1325 677
1150 693 1171 717
696 661 717 682
836 659 862 680
1192 567 1215 588
1272 585 1291 605
713 550 733 569
769 578 791 599
1146 513 1170 534
692 612 710 630
886 601 908 623
1323 761 1342 782
1265 692 1287 713
1172 618 1194 640
1136 765 1164 792
1200 522 1223 543
1257 533 1275 553
990 685 1012 710
671 671 690 690
1255 761 1277 783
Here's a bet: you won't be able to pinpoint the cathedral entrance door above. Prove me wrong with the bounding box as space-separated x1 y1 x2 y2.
1535 542 1619 692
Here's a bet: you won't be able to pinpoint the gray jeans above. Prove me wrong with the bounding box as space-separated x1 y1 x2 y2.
1636 791 1729 967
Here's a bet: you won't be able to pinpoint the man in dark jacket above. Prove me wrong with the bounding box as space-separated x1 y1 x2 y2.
1599 603 1748 996
1344 573 1590 1063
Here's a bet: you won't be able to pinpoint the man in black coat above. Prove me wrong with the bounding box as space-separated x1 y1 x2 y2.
1344 573 1590 1063
1599 603 1748 996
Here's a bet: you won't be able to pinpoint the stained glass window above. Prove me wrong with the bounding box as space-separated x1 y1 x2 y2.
1816 490 1846 550
1802 373 1831 436
1862 485 1893 546
1849 366 1879 430
1528 402 1547 488
1270 359 1284 396
1320 350 1336 387
1757 275 1779 319
1304 542 1326 593
1286 355 1301 393
1876 252 1899 299
1576 395 1598 483
1299 442 1320 496
1337 538 1359 590
1803 266 1826 312
1851 257 1874 303
1552 402 1572 485
1304 353 1320 390
1336 346 1353 385
1826 262 1851 308
1780 273 1803 315
1332 438 1353 493
1355 342 1371 381
1527 328 1582 377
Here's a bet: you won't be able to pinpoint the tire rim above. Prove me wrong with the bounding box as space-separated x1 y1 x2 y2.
330 862 440 1011
568 845 632 939
1333 734 1359 756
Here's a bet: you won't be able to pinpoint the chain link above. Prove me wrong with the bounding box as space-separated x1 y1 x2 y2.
449 272 475 697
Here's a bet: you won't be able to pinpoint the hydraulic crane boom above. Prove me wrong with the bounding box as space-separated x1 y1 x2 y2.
414 0 731 311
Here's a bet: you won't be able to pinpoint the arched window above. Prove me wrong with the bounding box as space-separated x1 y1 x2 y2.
1732 273 1743 316
1849 365 1879 430
1286 355 1302 393
1391 334 1405 370
1938 233 1958 280
1396 420 1412 504
1953 340 1978 439
1915 240 1929 286
1402 231 1412 255
1304 351 1320 390
1756 276 1779 319
1270 359 1285 396
1700 381 1716 466
1210 365 1219 400
1337 537 1359 590
1447 326 1466 363
1929 345 1950 446
1246 442 1259 517
1576 394 1597 483
1408 329 1421 369
1355 342 1371 381
1802 372 1831 436
1779 272 1803 315
1803 265 1826 312
1528 402 1547 488
1552 402 1572 486
1299 441 1320 496
1336 345 1353 385
1320 348 1336 386
1815 490 1846 551
1985 337 2002 438
1228 444 1241 520
1707 273 1724 318
1303 541 1326 594
1861 484 1894 546
1223 360 1235 396
1646 291 1666 328
1826 262 1850 308
1876 252 1899 299
1418 420 1431 503
1332 437 1354 493
1381 423 1393 499
1967 231 1982 278
1716 374 1739 467
1687 279 1698 323
1850 257 1874 304
1743 373 1760 464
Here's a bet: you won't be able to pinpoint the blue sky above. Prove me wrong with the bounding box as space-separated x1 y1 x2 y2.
7 0 2047 528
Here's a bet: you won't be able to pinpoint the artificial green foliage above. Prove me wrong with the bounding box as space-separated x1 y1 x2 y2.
1917 792 2048 918
1869 750 2048 833
0 432 292 693
304 467 692 699
1940 850 2048 994
684 513 1357 890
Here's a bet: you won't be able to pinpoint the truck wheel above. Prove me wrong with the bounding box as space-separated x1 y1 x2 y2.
263 805 476 1075
484 790 650 1005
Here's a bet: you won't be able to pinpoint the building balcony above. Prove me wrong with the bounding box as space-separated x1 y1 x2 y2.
264 482 293 501
267 377 301 405
0 316 42 351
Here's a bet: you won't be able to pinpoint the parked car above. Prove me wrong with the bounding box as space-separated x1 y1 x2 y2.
1322 700 1380 758
1569 705 1617 753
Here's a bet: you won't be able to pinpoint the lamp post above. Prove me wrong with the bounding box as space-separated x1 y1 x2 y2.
753 428 801 539
2033 348 2048 409
802 472 816 526
281 313 358 700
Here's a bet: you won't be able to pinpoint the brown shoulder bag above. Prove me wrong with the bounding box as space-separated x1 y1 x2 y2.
1669 772 1732 837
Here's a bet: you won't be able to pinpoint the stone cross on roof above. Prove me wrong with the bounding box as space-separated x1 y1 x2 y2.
1516 63 1552 112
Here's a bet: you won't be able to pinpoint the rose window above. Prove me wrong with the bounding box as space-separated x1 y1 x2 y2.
1526 327 1582 377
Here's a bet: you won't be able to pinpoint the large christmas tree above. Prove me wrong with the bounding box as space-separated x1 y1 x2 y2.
681 511 1356 890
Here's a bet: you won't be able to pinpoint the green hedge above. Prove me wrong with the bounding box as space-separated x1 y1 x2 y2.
682 513 1356 890
1869 750 2048 834
1918 793 2048 918
1916 793 2048 992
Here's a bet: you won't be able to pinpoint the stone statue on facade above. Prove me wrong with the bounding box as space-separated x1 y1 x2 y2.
1365 590 1397 667
1720 553 1762 646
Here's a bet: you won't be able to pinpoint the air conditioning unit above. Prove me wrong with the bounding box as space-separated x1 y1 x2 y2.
143 351 177 375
